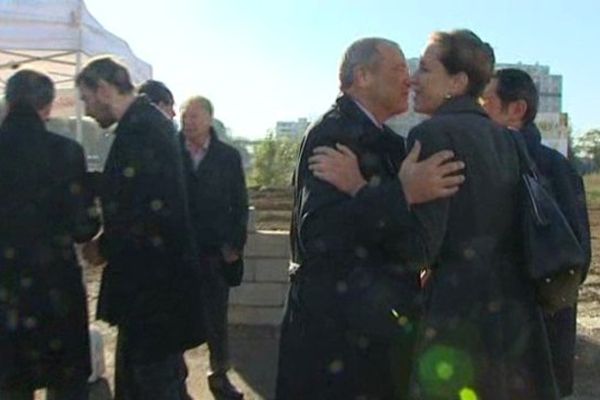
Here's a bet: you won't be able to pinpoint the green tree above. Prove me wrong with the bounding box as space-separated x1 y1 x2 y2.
249 133 301 187
213 118 231 142
574 129 600 172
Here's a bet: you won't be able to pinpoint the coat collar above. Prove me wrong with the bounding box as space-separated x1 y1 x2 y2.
334 94 405 160
180 127 221 149
519 121 543 155
336 94 383 132
114 95 152 135
434 95 489 119
181 127 222 173
0 104 46 139
336 94 402 140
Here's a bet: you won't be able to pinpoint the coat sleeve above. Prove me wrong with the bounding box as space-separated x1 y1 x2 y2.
297 120 413 259
226 149 249 252
62 141 101 243
99 128 182 259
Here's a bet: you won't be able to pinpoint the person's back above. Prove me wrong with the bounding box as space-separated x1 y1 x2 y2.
404 30 559 400
0 70 98 397
408 95 559 400
98 95 201 355
482 68 591 397
413 103 521 272
0 109 95 246
521 121 590 396
520 122 590 267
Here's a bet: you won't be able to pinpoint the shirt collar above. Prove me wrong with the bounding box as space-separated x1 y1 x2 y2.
186 134 211 154
351 98 383 129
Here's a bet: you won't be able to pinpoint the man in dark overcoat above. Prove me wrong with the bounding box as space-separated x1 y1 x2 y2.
275 37 466 400
482 68 592 397
76 57 203 400
180 96 248 400
0 70 100 399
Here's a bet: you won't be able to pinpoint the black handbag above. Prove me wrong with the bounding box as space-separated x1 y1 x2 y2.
510 131 586 313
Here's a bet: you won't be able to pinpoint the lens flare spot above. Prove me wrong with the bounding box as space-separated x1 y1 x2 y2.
418 345 474 398
436 361 454 380
328 359 344 374
459 387 478 400
4 247 15 260
123 166 136 178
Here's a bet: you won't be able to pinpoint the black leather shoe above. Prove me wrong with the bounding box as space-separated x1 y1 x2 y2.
208 373 244 400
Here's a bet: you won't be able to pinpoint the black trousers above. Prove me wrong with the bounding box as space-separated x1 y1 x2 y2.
544 305 577 397
0 380 88 400
114 328 191 400
275 280 414 400
199 254 231 375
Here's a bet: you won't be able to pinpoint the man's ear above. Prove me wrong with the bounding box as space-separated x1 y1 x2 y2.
353 65 371 88
508 99 528 123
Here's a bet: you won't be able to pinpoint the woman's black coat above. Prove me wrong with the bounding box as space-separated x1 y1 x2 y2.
0 105 99 389
404 97 559 400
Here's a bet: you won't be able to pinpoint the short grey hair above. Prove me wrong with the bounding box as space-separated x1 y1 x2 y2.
5 69 55 110
339 37 401 91
181 95 213 117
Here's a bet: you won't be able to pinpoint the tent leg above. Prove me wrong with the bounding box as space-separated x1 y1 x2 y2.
75 1 83 145
75 52 83 144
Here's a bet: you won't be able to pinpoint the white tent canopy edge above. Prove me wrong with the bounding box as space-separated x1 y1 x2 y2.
0 0 152 141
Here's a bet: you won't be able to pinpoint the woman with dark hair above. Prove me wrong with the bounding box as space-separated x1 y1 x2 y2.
310 29 559 399
0 70 100 399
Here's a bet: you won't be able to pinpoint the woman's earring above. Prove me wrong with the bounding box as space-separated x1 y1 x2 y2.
444 93 453 100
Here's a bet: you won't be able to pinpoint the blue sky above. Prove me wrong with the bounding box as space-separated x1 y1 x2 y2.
86 0 599 139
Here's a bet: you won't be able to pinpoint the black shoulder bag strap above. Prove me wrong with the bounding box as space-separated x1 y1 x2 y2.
509 129 549 226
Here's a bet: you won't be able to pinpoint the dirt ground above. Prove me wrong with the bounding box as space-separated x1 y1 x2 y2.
33 190 600 400
570 206 600 399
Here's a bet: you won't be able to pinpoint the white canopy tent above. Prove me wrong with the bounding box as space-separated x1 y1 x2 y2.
0 0 152 141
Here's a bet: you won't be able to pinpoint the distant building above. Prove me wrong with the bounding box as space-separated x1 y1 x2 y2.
275 118 310 139
386 58 570 156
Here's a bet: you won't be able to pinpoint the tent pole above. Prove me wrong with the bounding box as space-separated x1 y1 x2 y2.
75 52 83 144
75 1 83 144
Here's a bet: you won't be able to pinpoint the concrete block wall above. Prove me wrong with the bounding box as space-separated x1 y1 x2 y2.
229 209 291 326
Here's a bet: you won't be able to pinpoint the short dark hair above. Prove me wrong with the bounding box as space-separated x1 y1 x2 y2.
76 56 134 94
430 29 495 98
339 37 401 91
138 80 174 106
494 68 539 125
5 69 55 110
